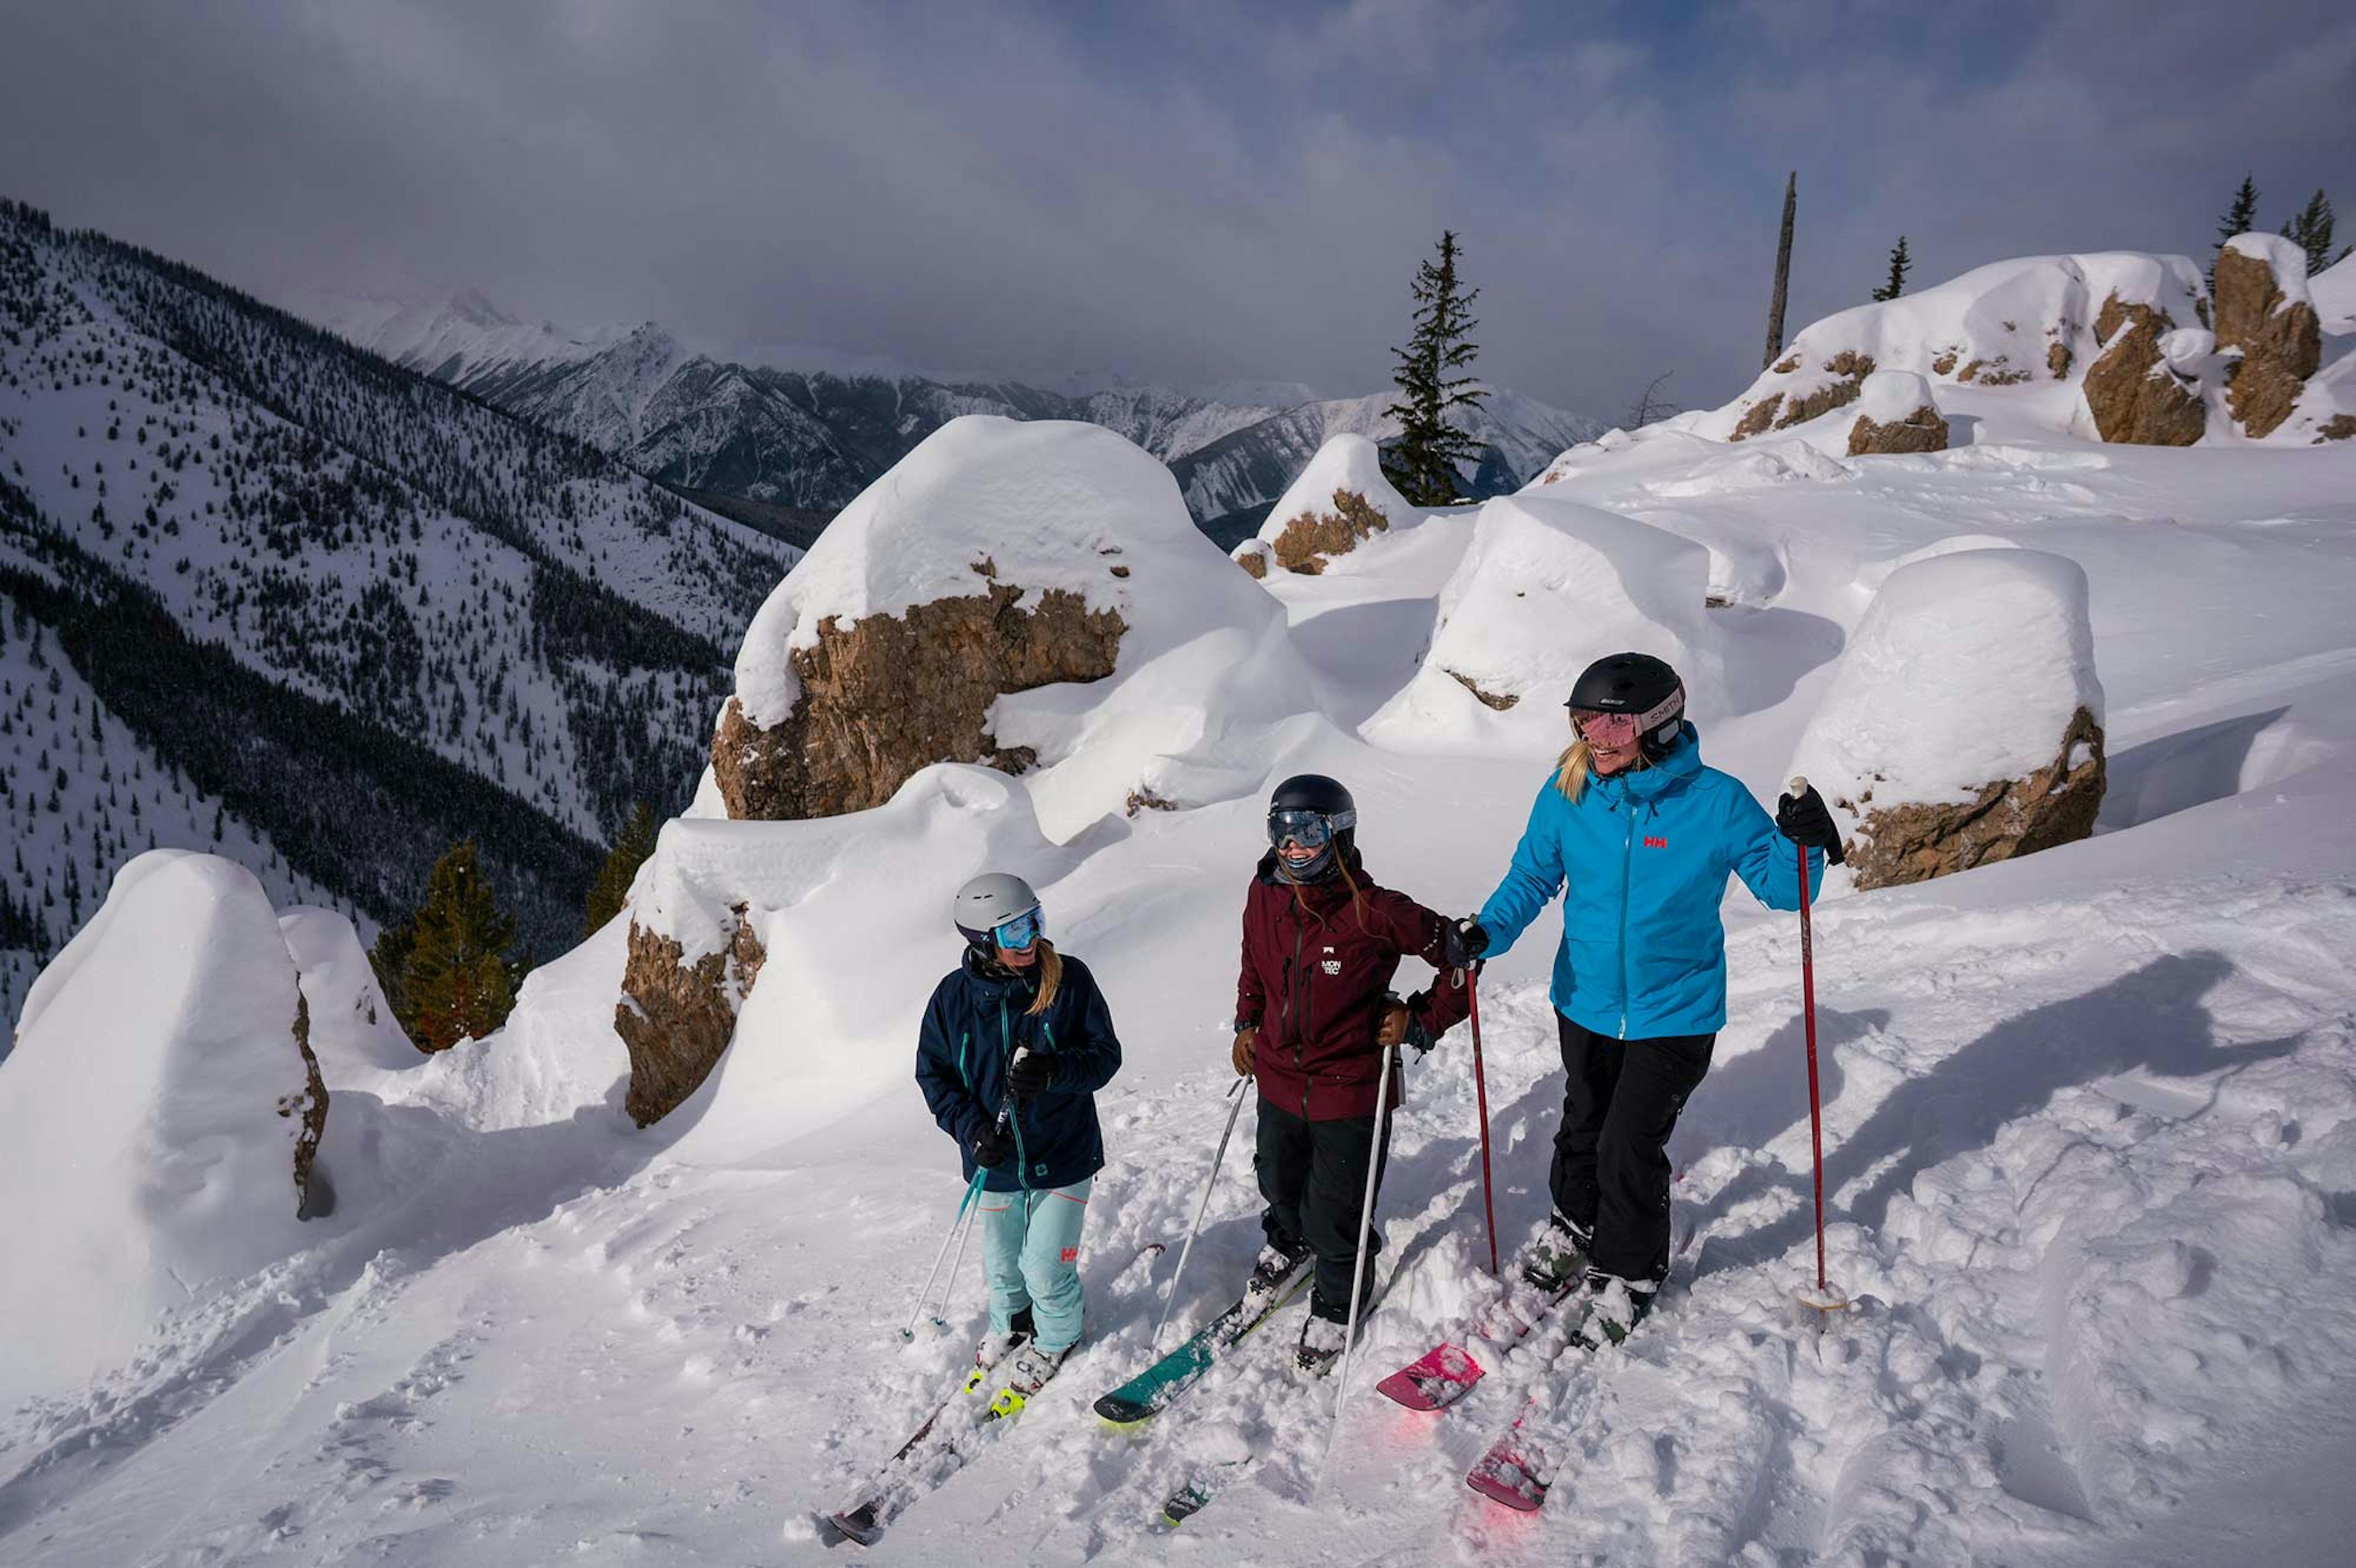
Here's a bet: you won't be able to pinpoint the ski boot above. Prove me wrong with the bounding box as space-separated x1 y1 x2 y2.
1243 1240 1313 1318
1574 1271 1658 1349
985 1339 1068 1420
964 1305 1034 1394
1296 1311 1349 1378
1515 1212 1593 1294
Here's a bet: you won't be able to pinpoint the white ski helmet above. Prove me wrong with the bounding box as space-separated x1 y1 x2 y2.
953 872 1042 950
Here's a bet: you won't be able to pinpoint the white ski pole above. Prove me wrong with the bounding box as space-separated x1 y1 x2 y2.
930 1189 980 1335
903 1097 1012 1340
1323 1040 1396 1476
1153 1075 1249 1356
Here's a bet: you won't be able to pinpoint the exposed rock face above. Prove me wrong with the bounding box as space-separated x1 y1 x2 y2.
1731 396 1782 440
282 990 333 1220
712 569 1126 820
2320 414 2356 443
1848 403 1950 455
1271 488 1392 574
1234 540 1272 579
2084 293 2206 446
2213 244 2322 439
1448 669 1519 710
1842 707 2105 890
1730 350 1875 440
615 905 769 1127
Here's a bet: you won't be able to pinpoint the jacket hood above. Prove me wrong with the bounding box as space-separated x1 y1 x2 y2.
1592 722 1703 807
1255 842 1368 891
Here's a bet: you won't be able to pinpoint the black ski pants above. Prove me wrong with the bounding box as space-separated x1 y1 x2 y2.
1550 1013 1714 1285
1255 1095 1390 1323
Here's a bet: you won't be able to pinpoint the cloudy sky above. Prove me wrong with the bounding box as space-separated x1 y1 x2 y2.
4 0 2350 415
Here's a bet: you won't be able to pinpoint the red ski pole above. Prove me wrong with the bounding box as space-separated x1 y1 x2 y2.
1788 776 1846 1321
1467 966 1499 1278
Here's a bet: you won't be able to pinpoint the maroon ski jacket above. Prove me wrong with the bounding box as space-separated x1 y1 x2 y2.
1234 851 1471 1121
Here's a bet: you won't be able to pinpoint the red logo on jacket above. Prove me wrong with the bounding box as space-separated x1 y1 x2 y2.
1643 835 1667 849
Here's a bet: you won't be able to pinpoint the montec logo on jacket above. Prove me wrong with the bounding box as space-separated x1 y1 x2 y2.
1321 945 1341 975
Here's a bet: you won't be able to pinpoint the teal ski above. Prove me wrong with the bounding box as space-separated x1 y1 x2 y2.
1092 1262 1311 1429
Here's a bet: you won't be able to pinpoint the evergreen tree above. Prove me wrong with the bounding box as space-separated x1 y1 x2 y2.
2212 174 2260 288
383 840 520 1052
2279 189 2347 274
1382 231 1488 506
583 799 659 936
1871 236 1913 302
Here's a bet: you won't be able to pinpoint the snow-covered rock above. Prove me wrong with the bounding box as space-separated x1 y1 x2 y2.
278 906 417 1088
2214 234 2325 440
715 415 1316 839
1361 495 1717 756
1693 252 2212 449
1845 369 1949 455
0 852 328 1404
1253 433 1419 573
1790 548 2105 888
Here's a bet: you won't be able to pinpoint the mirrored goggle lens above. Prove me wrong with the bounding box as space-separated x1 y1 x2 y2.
1267 810 1333 850
1573 709 1642 745
993 908 1044 950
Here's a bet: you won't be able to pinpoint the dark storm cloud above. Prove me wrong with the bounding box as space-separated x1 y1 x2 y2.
3 0 2350 414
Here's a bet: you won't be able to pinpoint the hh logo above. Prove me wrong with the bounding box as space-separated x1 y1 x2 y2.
1321 945 1341 976
1643 835 1668 849
1060 1247 1079 1263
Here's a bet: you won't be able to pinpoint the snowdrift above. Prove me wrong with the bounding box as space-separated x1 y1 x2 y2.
0 852 326 1407
1361 494 1718 756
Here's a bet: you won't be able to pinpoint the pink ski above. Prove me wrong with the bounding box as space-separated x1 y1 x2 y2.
1464 1402 1549 1512
1376 1283 1577 1411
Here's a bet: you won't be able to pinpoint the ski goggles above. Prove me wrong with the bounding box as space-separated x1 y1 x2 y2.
1570 709 1644 747
992 907 1044 951
1267 807 1353 851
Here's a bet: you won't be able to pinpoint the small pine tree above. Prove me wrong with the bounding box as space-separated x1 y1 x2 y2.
1382 231 1488 507
1870 236 1913 302
583 799 660 936
2279 189 2346 275
385 840 520 1053
2212 174 2260 288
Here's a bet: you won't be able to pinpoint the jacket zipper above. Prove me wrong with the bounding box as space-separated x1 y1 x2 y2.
1617 799 1635 1040
1289 915 1311 1118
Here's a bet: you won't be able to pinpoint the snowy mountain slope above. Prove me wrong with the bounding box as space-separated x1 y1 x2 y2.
305 290 1603 532
6 256 2356 1568
0 199 801 1030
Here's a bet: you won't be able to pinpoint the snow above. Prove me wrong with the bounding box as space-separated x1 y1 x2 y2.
2314 253 2356 332
0 851 320 1410
1361 494 1717 756
7 248 2356 1567
1255 432 1419 548
1856 366 1939 423
1789 548 2103 836
2222 231 2314 301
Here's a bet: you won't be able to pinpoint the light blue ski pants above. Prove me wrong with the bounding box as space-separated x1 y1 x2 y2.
977 1177 1091 1353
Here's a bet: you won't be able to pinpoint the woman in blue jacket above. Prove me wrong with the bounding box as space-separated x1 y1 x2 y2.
1460 653 1840 1343
915 872 1123 1407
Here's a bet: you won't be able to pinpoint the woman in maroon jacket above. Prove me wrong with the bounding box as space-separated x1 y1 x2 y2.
1231 773 1471 1374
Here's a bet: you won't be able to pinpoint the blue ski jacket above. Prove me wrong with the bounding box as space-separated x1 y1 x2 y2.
1476 724 1820 1040
915 947 1123 1193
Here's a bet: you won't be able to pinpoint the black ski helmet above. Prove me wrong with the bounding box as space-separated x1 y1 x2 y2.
1266 773 1357 882
1566 653 1686 759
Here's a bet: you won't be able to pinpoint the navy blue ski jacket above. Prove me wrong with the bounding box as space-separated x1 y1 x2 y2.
915 947 1123 1193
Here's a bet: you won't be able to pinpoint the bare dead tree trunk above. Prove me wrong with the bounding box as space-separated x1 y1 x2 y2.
1764 171 1796 369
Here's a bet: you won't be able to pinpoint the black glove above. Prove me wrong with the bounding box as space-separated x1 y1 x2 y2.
1404 1010 1437 1056
1439 918 1490 970
1775 784 1846 865
971 1121 1015 1170
1006 1047 1053 1101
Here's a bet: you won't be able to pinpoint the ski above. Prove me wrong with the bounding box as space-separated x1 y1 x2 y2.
1091 1261 1312 1429
823 1352 1049 1547
1375 1278 1582 1412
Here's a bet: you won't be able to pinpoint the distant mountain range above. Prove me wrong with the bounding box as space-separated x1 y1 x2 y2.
0 200 801 1050
303 290 1605 545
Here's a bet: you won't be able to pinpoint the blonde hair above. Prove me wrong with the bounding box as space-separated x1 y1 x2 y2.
1026 940 1063 1017
1553 736 1595 802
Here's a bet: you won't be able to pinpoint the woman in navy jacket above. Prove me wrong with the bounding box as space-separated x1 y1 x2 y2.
1462 653 1839 1343
916 872 1122 1406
